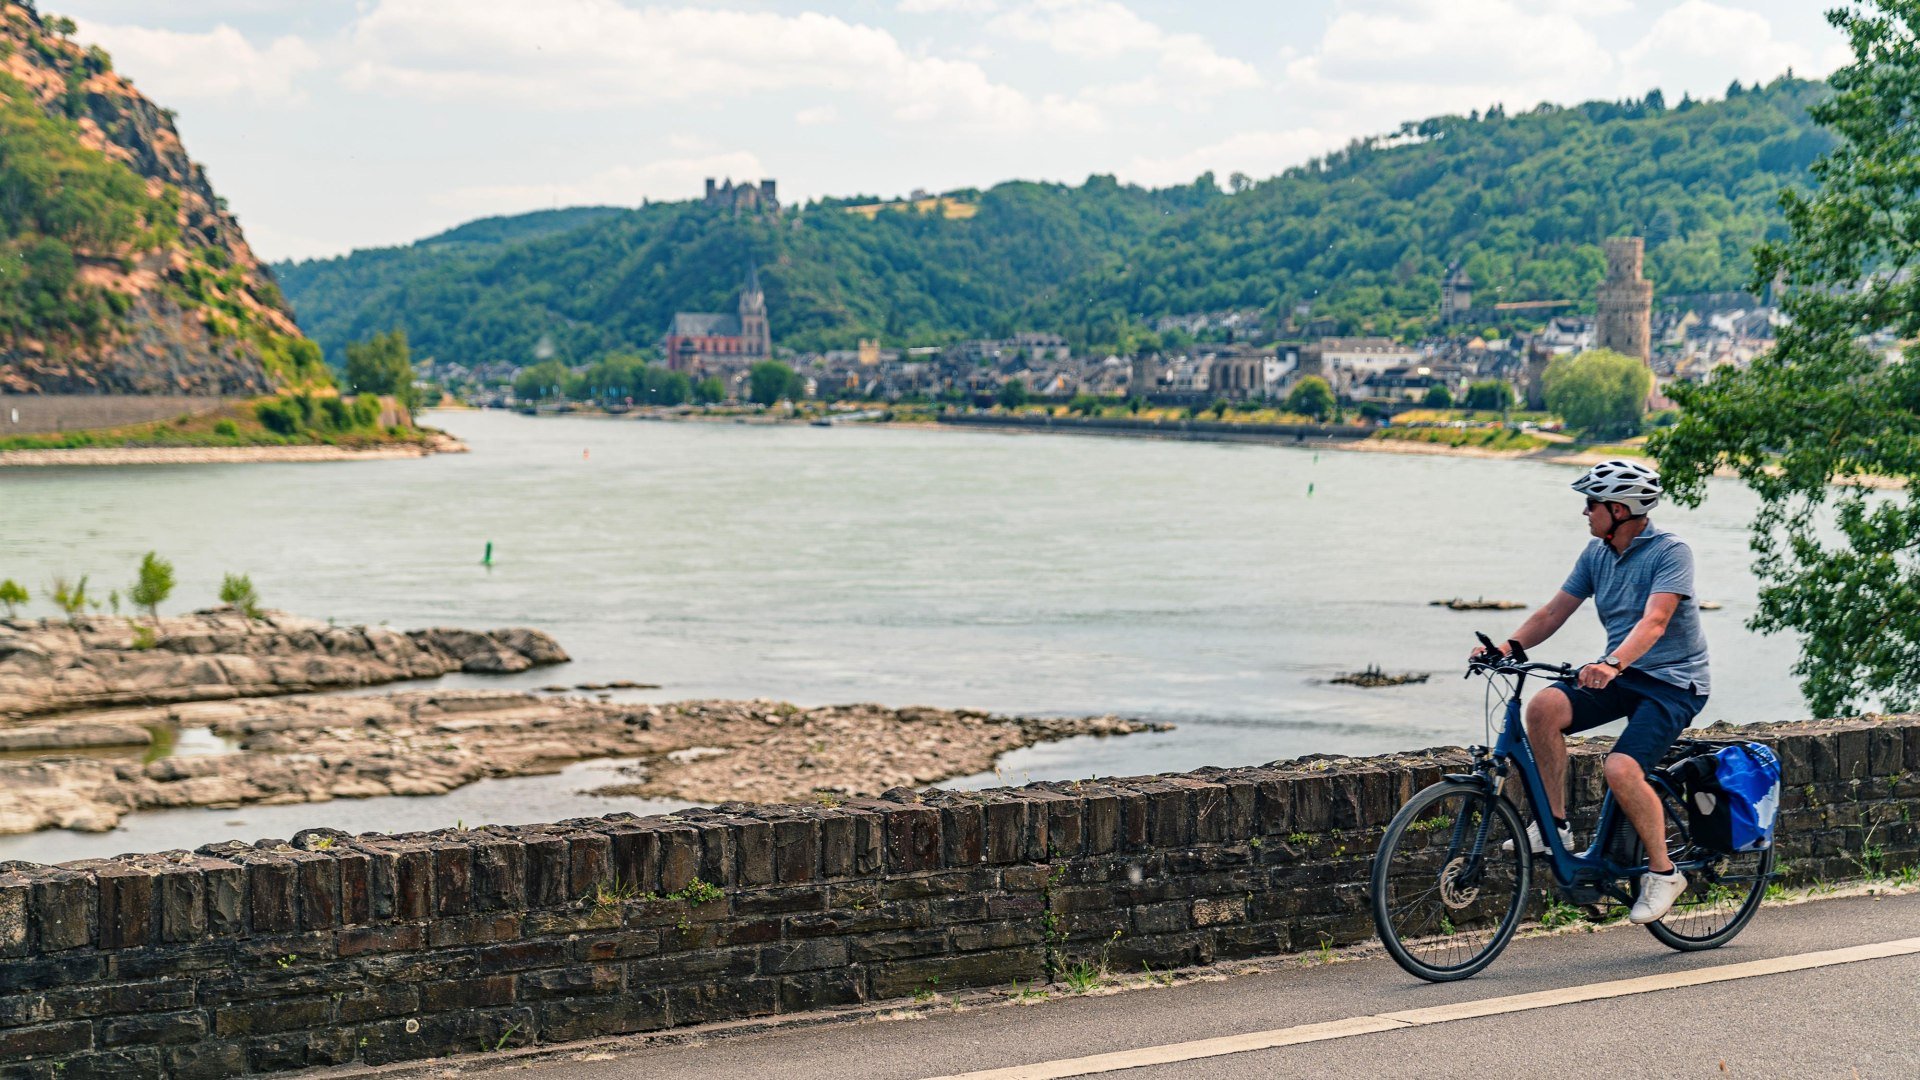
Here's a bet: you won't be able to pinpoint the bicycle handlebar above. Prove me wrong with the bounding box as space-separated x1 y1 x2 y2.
1466 631 1576 680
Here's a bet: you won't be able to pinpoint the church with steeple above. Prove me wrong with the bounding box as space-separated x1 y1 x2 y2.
662 266 773 373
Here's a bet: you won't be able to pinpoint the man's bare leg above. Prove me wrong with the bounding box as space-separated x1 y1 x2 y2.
1525 690 1574 821
1606 752 1674 873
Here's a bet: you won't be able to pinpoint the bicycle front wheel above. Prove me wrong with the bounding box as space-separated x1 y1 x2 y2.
1371 781 1531 982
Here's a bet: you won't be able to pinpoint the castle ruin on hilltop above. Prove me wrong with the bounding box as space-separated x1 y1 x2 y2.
705 177 779 214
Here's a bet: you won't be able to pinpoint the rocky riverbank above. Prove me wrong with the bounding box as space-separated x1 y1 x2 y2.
0 611 566 718
0 692 1157 835
0 613 1160 836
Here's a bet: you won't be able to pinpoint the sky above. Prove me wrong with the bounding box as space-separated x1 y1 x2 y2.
46 0 1853 263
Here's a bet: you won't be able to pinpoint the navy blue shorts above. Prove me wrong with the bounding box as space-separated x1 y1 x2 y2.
1543 669 1709 770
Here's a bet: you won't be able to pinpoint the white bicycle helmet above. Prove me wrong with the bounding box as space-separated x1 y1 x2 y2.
1572 459 1662 516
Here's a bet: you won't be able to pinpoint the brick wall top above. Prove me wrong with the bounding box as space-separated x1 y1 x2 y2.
3 714 1914 960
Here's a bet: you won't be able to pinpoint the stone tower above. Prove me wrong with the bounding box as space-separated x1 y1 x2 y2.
738 264 771 358
1596 237 1652 364
1441 264 1474 323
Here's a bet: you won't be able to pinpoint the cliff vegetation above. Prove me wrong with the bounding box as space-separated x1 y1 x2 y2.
0 2 321 396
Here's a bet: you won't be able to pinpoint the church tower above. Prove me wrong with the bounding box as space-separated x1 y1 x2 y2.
738 264 771 358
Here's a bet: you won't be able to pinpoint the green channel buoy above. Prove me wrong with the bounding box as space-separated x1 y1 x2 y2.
482 541 493 566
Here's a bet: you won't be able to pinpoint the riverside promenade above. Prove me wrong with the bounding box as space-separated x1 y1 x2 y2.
437 887 1920 1078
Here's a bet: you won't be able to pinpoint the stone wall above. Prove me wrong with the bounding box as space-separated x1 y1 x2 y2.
0 396 227 437
939 413 1372 443
2 715 1916 1077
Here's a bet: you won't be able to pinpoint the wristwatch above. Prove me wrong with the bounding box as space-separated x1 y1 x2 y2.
1599 654 1625 671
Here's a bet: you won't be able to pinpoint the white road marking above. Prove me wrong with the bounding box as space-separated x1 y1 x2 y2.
929 936 1920 1080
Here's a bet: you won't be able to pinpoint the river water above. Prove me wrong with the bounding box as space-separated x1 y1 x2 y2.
0 410 1806 860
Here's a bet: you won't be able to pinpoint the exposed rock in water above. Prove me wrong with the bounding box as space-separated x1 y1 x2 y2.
0 693 1164 836
0 611 568 718
1330 665 1430 688
1429 598 1526 611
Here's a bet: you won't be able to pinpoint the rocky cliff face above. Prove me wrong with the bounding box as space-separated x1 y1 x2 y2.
0 1 309 395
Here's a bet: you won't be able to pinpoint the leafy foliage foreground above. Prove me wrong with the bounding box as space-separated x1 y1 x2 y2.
1653 1 1920 716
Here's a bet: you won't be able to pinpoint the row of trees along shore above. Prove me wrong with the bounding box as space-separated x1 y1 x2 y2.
513 356 805 407
0 555 263 629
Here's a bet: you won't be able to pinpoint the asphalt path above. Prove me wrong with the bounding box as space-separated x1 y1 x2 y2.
440 890 1920 1079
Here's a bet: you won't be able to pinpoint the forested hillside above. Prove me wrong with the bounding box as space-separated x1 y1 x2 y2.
277 77 1830 367
0 1 319 394
277 177 1214 364
1044 79 1831 339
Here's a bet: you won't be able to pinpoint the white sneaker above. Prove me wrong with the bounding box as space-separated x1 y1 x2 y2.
1501 819 1575 855
1630 869 1688 924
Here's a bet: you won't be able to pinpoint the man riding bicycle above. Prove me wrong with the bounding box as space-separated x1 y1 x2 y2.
1472 459 1710 925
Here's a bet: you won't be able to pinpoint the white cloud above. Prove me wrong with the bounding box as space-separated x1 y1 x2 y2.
988 0 1260 106
1620 0 1850 98
794 104 839 126
435 151 770 217
1120 127 1339 188
898 0 1000 12
1280 0 1620 130
74 20 321 101
343 0 1098 132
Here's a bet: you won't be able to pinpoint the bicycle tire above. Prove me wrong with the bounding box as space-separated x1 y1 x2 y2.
1640 789 1775 951
1371 780 1531 982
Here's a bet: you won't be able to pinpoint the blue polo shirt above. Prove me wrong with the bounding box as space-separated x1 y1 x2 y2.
1560 522 1711 695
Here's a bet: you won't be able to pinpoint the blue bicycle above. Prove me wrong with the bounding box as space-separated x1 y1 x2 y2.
1369 634 1775 982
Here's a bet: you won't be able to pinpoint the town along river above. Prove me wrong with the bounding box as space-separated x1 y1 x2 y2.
0 409 1806 860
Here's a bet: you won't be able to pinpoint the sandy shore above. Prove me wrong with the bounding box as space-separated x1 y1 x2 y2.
1323 437 1537 460
0 433 468 467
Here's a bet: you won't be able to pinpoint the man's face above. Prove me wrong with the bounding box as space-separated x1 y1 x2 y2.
1584 498 1621 537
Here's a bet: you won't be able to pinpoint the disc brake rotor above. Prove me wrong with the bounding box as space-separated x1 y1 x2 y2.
1439 856 1481 909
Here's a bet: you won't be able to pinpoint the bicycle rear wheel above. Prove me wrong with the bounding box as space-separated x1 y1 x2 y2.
1641 789 1774 951
1371 781 1530 982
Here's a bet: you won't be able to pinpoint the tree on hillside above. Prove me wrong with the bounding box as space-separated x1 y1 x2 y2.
1285 376 1335 419
1465 380 1515 411
748 360 803 405
129 552 174 622
1542 349 1649 438
1652 0 1920 715
343 330 417 411
1422 384 1453 408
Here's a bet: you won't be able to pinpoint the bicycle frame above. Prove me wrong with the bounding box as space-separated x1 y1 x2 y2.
1475 671 1701 904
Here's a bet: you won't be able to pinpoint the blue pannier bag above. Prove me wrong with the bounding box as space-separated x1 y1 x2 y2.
1677 743 1781 853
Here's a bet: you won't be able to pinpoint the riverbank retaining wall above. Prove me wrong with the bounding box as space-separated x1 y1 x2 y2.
938 413 1373 442
0 396 227 437
2 715 1916 1077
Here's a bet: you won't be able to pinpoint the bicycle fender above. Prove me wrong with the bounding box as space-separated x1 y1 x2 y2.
1442 773 1497 792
